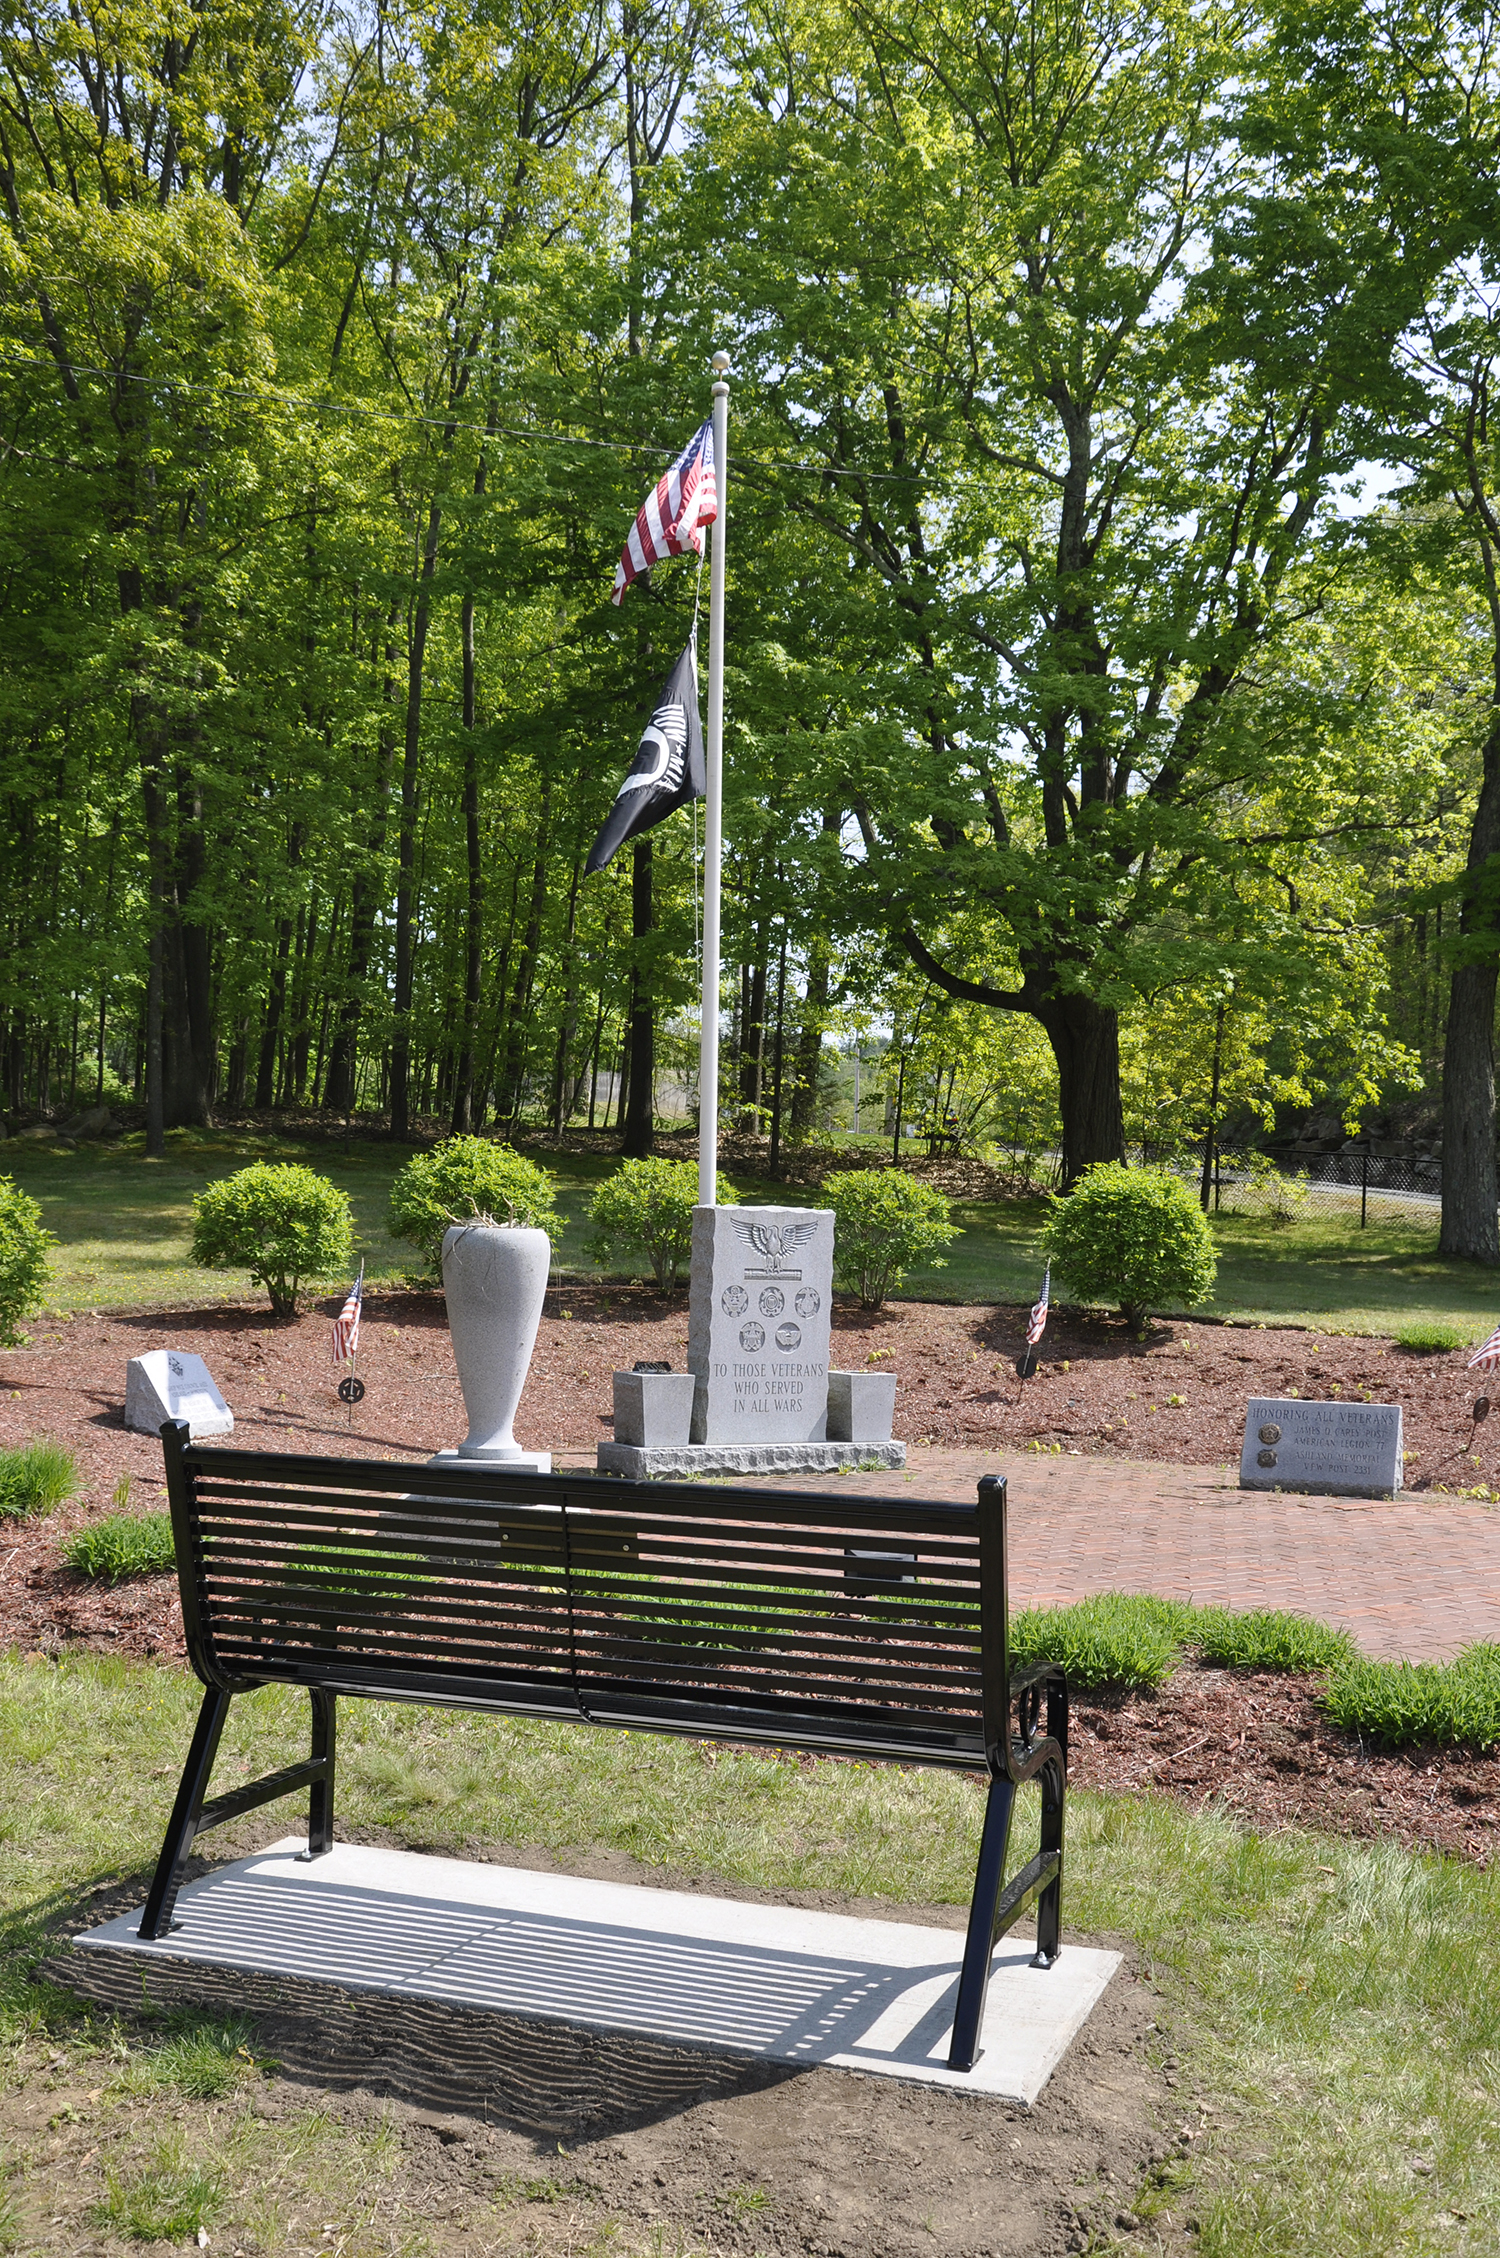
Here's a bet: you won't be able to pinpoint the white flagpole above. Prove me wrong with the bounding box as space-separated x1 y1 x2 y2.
699 355 730 1207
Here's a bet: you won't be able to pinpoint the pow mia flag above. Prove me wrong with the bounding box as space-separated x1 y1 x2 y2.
585 637 705 875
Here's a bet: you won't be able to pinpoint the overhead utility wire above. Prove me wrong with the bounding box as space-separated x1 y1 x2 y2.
0 350 948 485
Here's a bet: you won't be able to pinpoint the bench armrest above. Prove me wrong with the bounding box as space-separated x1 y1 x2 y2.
1007 1657 1066 1697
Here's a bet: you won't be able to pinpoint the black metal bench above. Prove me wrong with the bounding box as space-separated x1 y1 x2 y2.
143 1421 1067 2073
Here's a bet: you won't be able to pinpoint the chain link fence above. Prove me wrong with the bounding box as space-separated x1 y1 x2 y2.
1156 1148 1441 1227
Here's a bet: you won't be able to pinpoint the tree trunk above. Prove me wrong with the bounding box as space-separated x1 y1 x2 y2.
495 781 553 1126
1440 962 1499 1259
325 605 399 1112
738 931 768 1130
622 837 655 1158
255 822 303 1110
451 589 484 1133
390 502 441 1144
144 920 164 1158
550 851 583 1134
1440 717 1500 1259
136 709 170 1155
767 917 789 1177
174 762 214 1125
1035 993 1126 1187
790 943 830 1141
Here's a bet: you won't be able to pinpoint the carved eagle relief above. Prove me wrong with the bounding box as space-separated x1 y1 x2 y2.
731 1218 819 1273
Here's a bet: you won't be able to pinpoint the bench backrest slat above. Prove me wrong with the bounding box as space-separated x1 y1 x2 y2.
166 1434 1008 1768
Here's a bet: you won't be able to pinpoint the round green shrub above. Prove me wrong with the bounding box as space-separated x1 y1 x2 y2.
190 1162 354 1319
584 1158 733 1291
388 1137 560 1274
1042 1162 1217 1333
822 1169 959 1310
0 1173 52 1345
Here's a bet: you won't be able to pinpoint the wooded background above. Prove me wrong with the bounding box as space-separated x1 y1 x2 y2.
6 0 1500 1245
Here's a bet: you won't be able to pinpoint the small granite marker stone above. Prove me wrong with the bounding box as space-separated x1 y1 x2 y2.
125 1351 234 1439
612 1369 697 1447
1238 1395 1402 1498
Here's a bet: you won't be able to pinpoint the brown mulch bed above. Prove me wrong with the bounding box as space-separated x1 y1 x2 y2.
5 1286 1498 1490
1071 1670 1500 1868
4 1286 1500 1865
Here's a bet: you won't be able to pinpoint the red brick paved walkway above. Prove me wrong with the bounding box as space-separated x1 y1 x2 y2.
585 1447 1499 1663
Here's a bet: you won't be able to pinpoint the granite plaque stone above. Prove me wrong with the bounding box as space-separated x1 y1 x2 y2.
125 1350 234 1439
1238 1396 1402 1498
687 1204 834 1443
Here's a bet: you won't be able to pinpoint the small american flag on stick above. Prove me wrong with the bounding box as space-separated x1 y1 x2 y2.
1469 1323 1500 1369
1027 1265 1051 1348
611 420 717 604
331 1265 364 1364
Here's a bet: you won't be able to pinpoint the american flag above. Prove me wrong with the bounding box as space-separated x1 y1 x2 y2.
1026 1266 1051 1348
611 420 717 605
1469 1323 1500 1369
331 1265 364 1364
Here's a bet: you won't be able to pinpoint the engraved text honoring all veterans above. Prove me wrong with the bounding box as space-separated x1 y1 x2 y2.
687 1205 835 1443
1238 1396 1403 1498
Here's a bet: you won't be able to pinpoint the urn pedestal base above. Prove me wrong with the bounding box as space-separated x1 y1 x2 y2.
427 1445 553 1476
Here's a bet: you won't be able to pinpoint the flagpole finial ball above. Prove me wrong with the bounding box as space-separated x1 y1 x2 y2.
711 351 732 372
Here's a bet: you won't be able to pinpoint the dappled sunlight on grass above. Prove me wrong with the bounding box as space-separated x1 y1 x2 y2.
3 1125 1492 1336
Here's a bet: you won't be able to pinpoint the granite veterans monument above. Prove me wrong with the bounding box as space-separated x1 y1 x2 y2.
599 1202 906 1477
687 1204 835 1444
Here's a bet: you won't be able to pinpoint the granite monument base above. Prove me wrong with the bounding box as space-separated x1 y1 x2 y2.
612 1369 697 1447
596 1439 906 1479
826 1369 897 1444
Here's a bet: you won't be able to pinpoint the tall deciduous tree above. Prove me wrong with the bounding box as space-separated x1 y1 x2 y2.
684 0 1453 1179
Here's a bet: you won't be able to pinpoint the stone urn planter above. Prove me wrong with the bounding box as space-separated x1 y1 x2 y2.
438 1220 552 1472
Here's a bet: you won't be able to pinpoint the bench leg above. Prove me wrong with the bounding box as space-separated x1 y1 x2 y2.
1033 1749 1065 1968
301 1690 336 1860
948 1773 1015 2072
139 1686 232 1942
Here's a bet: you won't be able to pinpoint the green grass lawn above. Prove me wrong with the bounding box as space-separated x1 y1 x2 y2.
2 1653 1497 2257
1 1128 1493 1338
902 1197 1500 1338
